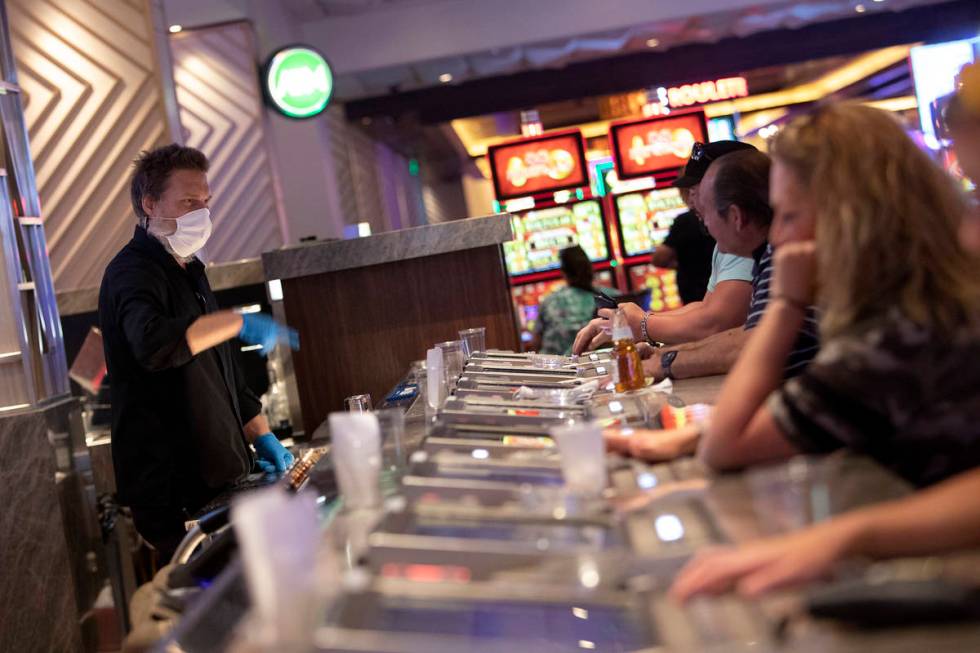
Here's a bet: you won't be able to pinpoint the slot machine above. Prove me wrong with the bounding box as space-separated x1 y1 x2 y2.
606 111 710 311
488 130 618 347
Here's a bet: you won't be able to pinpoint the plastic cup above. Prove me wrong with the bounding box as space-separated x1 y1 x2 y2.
374 408 407 472
459 327 486 358
328 412 381 510
435 340 464 391
344 394 372 412
549 422 607 498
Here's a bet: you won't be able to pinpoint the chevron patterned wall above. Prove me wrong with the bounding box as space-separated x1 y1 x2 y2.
7 0 172 292
169 22 285 261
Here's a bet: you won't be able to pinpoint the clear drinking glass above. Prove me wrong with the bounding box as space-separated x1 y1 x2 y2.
435 340 464 391
374 408 407 474
458 327 486 358
344 394 372 412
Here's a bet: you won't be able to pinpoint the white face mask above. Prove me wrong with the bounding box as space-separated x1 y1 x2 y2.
154 208 212 258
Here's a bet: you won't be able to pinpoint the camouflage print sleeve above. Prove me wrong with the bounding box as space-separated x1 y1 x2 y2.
767 334 898 455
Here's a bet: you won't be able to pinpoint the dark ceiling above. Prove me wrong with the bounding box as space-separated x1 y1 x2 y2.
344 0 980 124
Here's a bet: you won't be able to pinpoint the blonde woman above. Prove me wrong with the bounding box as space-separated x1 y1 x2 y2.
669 103 980 598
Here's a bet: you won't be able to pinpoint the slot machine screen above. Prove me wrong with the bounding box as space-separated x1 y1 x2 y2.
512 270 614 344
628 264 682 313
615 188 687 258
504 200 609 276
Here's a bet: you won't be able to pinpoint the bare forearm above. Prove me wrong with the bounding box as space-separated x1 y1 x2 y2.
700 301 803 463
659 301 701 317
839 469 980 559
668 328 749 379
243 413 271 444
647 307 740 344
186 310 243 356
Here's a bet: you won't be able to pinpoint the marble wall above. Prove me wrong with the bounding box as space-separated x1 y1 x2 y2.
0 403 85 650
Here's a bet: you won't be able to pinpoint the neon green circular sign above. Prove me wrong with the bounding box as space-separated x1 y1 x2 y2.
264 46 333 118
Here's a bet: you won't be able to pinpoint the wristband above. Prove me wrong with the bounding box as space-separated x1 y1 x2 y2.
639 311 653 344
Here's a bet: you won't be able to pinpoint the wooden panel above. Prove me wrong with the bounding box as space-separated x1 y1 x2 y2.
0 359 29 408
282 245 518 434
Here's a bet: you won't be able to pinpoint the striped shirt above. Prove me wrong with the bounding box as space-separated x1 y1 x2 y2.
744 244 820 377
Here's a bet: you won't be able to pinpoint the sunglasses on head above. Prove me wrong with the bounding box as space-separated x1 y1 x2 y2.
690 141 713 163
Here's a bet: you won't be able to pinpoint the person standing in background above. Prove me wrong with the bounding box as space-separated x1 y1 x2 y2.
651 186 716 305
529 245 619 355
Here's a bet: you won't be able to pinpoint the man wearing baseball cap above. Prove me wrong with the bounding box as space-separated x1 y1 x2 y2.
573 141 760 354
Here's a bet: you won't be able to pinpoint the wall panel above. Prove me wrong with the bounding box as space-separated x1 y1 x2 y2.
169 22 285 260
8 0 172 291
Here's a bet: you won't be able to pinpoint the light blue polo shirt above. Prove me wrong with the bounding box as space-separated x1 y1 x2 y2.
706 245 754 293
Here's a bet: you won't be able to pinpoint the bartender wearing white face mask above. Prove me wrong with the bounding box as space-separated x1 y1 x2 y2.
99 144 298 562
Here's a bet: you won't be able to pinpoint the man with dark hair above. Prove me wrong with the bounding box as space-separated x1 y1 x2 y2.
642 149 819 383
573 141 758 354
528 245 618 355
99 143 297 561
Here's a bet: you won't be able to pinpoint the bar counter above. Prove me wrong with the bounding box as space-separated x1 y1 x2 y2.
152 368 980 653
263 214 519 434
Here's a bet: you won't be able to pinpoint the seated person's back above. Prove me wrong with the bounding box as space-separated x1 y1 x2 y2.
534 245 618 355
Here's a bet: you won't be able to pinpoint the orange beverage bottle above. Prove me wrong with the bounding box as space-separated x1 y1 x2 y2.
611 309 645 392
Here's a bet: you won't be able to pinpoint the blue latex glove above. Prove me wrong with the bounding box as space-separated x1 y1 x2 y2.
254 433 294 473
239 313 299 357
255 459 276 475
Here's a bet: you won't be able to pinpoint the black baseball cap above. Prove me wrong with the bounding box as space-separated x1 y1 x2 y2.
673 140 758 188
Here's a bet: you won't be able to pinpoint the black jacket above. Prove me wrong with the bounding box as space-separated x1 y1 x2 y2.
99 226 259 512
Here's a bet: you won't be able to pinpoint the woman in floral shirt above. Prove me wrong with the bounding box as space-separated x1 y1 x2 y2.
531 245 618 355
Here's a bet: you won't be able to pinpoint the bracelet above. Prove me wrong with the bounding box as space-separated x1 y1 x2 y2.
770 294 808 312
639 311 653 344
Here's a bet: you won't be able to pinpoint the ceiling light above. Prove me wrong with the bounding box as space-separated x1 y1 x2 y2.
439 73 453 83
645 38 660 48
168 24 182 33
855 4 866 12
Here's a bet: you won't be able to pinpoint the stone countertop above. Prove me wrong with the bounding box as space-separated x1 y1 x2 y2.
670 375 726 405
56 257 266 317
151 364 980 653
261 214 513 281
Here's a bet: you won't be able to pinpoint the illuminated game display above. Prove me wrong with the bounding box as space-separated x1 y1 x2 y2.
615 188 688 257
609 111 708 180
504 200 609 276
628 264 682 313
511 270 615 343
487 131 589 201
